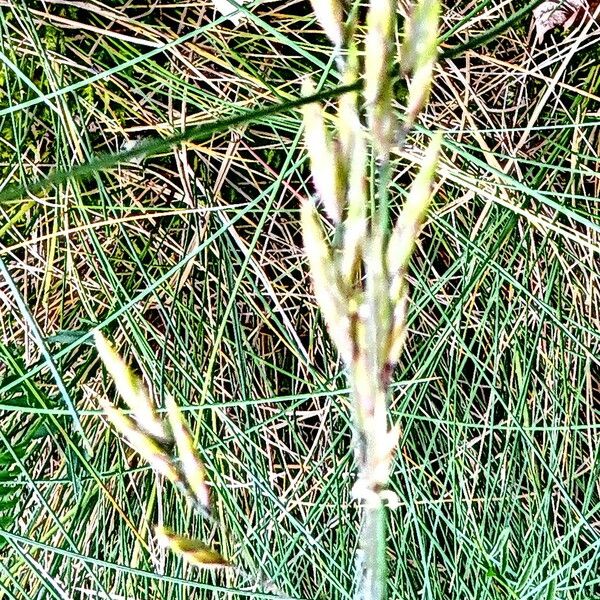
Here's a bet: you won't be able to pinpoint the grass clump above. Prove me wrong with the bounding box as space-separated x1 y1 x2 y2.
0 1 599 599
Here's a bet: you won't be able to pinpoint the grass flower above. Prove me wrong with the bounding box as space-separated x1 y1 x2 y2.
302 2 442 598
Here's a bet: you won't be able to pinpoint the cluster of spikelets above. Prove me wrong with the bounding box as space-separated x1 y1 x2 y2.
302 0 441 504
94 331 230 569
92 0 441 589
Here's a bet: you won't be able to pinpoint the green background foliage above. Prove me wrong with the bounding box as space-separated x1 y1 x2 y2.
1 1 599 598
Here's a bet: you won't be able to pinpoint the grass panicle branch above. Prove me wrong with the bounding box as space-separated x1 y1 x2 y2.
94 331 225 566
303 2 442 599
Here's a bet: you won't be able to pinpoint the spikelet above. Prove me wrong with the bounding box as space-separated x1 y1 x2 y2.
155 526 231 568
384 283 409 374
94 331 170 444
340 152 367 285
165 395 211 515
301 78 345 224
364 0 396 158
387 132 442 284
338 45 368 285
337 42 361 162
401 0 439 74
98 396 181 485
401 0 440 123
385 133 441 370
364 227 394 377
301 201 354 364
364 0 395 105
309 0 344 47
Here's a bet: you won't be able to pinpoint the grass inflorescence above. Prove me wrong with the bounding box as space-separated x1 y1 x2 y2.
1 1 599 599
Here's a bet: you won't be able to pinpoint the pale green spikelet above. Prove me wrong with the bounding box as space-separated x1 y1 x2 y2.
364 0 397 158
387 131 442 282
301 78 346 224
385 132 441 373
337 43 368 285
155 526 231 569
309 0 344 47
401 0 440 74
384 282 410 374
301 200 354 364
337 41 361 161
98 396 181 485
364 226 394 379
94 331 171 444
165 394 212 515
401 0 441 124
